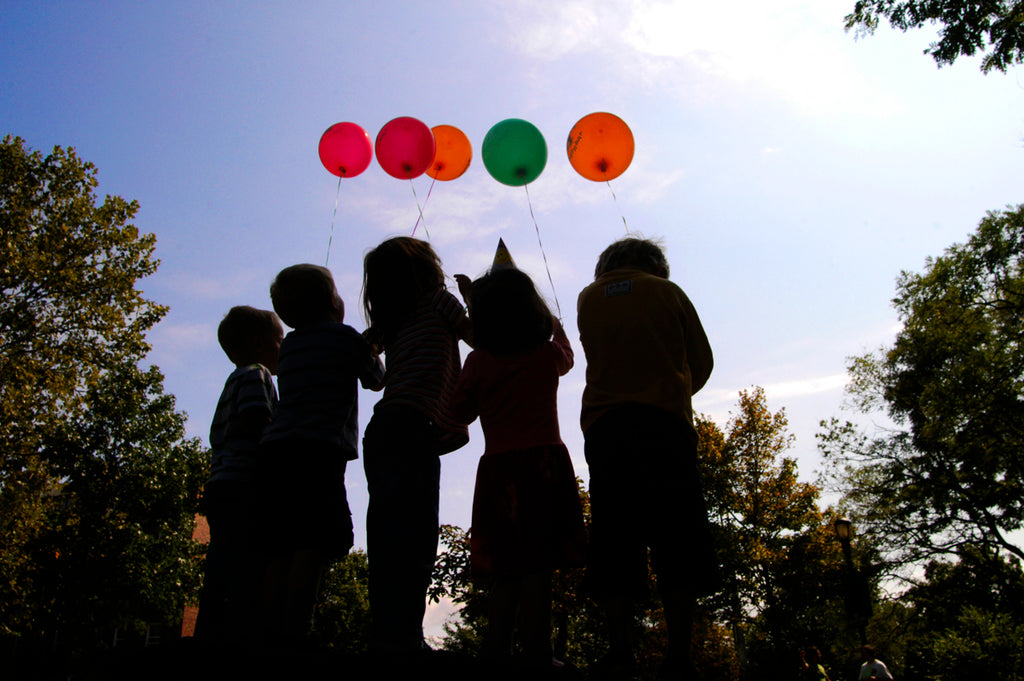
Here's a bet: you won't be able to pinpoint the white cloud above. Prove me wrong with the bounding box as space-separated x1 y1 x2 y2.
148 320 214 370
506 0 897 117
696 372 850 411
763 373 851 399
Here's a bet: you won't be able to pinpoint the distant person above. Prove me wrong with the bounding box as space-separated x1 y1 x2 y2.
450 248 585 669
800 647 832 681
577 236 717 679
361 237 472 655
196 305 282 647
258 264 384 647
859 645 894 680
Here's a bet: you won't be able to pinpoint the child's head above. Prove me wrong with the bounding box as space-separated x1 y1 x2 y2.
362 237 444 342
594 236 669 279
270 264 344 329
470 268 553 356
217 306 284 373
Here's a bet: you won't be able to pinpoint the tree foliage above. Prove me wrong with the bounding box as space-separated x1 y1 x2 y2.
0 136 206 655
30 363 206 652
901 548 1024 680
820 205 1024 572
314 550 372 653
844 0 1024 72
699 388 850 677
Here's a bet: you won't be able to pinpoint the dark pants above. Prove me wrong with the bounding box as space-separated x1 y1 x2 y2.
584 405 719 600
195 480 260 646
363 405 441 652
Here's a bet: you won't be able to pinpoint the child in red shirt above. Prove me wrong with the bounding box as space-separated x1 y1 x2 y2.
451 265 585 668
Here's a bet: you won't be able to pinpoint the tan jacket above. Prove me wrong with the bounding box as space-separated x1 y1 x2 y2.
577 269 713 434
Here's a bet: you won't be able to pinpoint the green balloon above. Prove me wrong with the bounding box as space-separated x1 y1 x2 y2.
482 118 547 186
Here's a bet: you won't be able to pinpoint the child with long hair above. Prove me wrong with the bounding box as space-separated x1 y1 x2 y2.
450 265 585 668
361 236 472 654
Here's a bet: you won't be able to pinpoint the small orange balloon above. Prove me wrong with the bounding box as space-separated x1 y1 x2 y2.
427 125 472 181
566 112 634 182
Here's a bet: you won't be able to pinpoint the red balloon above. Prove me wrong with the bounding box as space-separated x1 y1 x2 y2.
375 116 436 179
318 122 373 178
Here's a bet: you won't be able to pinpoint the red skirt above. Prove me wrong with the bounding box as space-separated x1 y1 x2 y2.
470 442 586 581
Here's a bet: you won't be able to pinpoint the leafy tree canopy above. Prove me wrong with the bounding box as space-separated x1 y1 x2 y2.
821 205 1024 573
844 0 1024 73
0 136 205 656
1 135 166 468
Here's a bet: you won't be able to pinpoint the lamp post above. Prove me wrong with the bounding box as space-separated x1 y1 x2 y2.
833 517 870 645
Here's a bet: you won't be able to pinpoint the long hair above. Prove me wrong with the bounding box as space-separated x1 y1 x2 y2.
470 268 553 356
362 237 445 344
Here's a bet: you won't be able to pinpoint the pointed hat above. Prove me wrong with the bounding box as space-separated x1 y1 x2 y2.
492 238 516 270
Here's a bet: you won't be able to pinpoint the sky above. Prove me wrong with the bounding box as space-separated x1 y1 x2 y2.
3 0 1022 636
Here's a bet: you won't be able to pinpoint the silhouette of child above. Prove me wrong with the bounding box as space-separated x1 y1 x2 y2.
451 257 585 668
196 305 282 647
258 264 384 647
360 237 472 654
578 236 716 679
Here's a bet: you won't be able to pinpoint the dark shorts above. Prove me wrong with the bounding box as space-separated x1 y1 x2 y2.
256 438 353 559
584 405 719 600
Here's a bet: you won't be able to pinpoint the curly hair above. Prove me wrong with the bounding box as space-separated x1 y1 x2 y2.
594 235 669 279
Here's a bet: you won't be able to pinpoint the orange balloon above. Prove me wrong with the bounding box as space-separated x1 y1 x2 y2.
566 112 634 181
427 125 472 181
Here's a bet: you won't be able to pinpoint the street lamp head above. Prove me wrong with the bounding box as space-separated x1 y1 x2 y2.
834 517 853 543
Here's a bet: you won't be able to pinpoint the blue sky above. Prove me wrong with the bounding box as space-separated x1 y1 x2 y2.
3 0 1022 634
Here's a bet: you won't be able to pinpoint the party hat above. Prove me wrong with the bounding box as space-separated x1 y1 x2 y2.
492 238 516 270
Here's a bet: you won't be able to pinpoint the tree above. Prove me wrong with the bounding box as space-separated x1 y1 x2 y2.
314 550 372 653
698 388 848 678
0 136 206 655
901 548 1024 680
820 205 1024 572
31 362 206 653
844 0 1024 73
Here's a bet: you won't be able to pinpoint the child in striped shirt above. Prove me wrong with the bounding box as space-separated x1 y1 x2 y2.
361 237 472 654
258 264 384 647
196 305 282 647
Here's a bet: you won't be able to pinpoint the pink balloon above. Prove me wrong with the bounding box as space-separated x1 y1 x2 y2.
318 122 373 178
375 116 436 179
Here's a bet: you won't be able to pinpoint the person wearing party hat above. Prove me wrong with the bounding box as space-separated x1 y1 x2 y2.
451 240 585 670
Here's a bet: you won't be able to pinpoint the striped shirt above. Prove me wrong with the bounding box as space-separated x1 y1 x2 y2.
377 288 469 454
208 363 278 483
261 321 385 460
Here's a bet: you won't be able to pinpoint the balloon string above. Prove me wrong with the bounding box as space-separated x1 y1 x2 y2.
605 176 630 233
524 184 562 318
325 174 342 266
408 177 430 240
412 175 437 238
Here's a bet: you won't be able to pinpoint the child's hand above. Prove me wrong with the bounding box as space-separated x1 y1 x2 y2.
454 274 473 306
362 327 383 356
